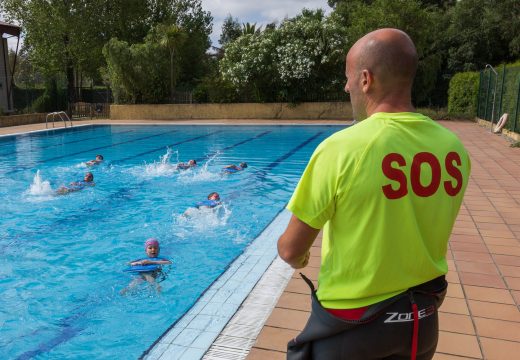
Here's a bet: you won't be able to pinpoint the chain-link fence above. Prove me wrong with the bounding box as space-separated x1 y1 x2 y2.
477 64 520 133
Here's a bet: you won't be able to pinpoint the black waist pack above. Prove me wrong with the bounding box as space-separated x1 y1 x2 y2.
286 274 447 360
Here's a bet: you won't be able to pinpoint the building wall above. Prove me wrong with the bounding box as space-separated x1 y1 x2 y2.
111 102 353 120
0 38 13 113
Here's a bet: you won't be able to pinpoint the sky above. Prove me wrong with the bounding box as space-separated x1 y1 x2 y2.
201 0 332 47
1 1 332 50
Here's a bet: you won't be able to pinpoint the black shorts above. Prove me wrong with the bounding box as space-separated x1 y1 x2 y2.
287 275 447 360
312 292 439 359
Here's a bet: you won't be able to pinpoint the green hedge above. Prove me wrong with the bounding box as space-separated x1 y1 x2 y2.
448 72 479 116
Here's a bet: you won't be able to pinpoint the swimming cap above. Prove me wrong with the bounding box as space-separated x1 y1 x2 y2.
144 238 159 250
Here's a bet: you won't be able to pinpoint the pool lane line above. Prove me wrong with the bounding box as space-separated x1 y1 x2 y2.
141 132 325 358
3 130 284 358
0 130 136 157
4 129 181 176
110 130 225 165
192 130 272 163
0 130 273 253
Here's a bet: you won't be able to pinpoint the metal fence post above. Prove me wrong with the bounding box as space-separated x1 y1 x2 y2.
514 79 520 133
484 70 491 120
477 71 483 118
498 65 506 120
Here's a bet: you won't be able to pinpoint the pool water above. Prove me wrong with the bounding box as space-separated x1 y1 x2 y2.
0 124 344 359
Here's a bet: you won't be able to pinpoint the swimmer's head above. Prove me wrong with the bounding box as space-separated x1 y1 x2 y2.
188 159 197 166
84 172 94 182
239 162 248 169
144 238 160 257
96 155 104 161
207 192 220 201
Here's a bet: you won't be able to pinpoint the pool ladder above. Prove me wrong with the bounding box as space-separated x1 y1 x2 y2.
46 111 73 129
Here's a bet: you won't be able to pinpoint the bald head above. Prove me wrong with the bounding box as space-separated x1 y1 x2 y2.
350 28 418 87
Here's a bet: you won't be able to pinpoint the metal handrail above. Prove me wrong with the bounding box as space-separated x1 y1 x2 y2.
45 111 73 129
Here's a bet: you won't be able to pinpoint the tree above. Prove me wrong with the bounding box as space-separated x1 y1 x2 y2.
219 14 241 46
445 0 520 73
156 24 187 101
220 9 347 102
241 23 262 36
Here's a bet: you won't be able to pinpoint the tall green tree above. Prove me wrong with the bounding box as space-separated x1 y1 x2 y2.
219 14 241 46
445 0 520 73
156 24 187 101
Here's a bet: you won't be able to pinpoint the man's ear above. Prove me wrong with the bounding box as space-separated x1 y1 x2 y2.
361 69 372 93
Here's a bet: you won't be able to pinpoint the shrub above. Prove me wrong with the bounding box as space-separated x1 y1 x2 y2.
448 72 479 116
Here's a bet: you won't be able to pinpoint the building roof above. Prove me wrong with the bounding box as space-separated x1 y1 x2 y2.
0 21 21 37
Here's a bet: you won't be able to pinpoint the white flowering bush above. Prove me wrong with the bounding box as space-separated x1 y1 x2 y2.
219 10 348 102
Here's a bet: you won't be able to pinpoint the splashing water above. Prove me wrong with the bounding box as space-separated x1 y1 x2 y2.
174 203 231 234
26 170 54 197
141 148 179 177
177 151 221 183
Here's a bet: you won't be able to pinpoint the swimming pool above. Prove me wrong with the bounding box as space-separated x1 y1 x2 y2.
0 124 344 359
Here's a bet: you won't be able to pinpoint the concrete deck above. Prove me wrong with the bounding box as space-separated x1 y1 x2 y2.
2 118 519 359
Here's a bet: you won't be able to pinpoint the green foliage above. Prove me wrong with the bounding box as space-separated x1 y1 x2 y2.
219 15 242 46
219 9 347 102
445 0 519 73
103 38 170 104
448 72 480 116
193 75 241 103
31 78 67 112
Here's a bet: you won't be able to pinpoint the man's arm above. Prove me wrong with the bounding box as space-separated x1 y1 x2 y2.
278 215 320 269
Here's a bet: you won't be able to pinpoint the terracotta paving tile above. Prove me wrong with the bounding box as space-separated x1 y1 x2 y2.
436 331 482 358
478 229 516 238
454 261 499 275
452 251 494 263
253 326 298 352
307 255 321 268
498 264 520 277
441 297 469 315
463 285 515 305
447 259 456 271
309 247 320 257
467 300 520 322
471 216 505 224
452 228 481 236
493 254 520 266
504 276 520 290
432 354 479 360
468 210 500 217
476 222 510 231
487 245 520 257
512 290 520 304
479 337 520 360
449 234 483 244
265 308 309 331
247 348 286 360
438 313 475 335
446 271 461 284
285 279 311 295
276 292 311 312
473 317 520 342
482 237 519 246
294 267 319 281
458 272 507 289
450 242 489 253
447 283 464 299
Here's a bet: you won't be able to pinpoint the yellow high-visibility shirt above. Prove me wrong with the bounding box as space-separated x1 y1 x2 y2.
287 112 471 309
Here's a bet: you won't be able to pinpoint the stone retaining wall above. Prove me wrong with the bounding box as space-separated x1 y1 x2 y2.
0 113 47 127
110 102 352 121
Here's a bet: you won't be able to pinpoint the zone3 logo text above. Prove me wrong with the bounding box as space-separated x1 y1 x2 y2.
382 152 463 199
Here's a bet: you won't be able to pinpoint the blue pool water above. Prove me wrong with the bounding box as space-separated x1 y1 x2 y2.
0 124 344 359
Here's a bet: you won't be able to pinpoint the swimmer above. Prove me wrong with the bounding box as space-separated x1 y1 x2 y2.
177 159 197 170
56 172 95 195
196 192 221 208
121 238 171 295
86 154 104 166
222 162 248 173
